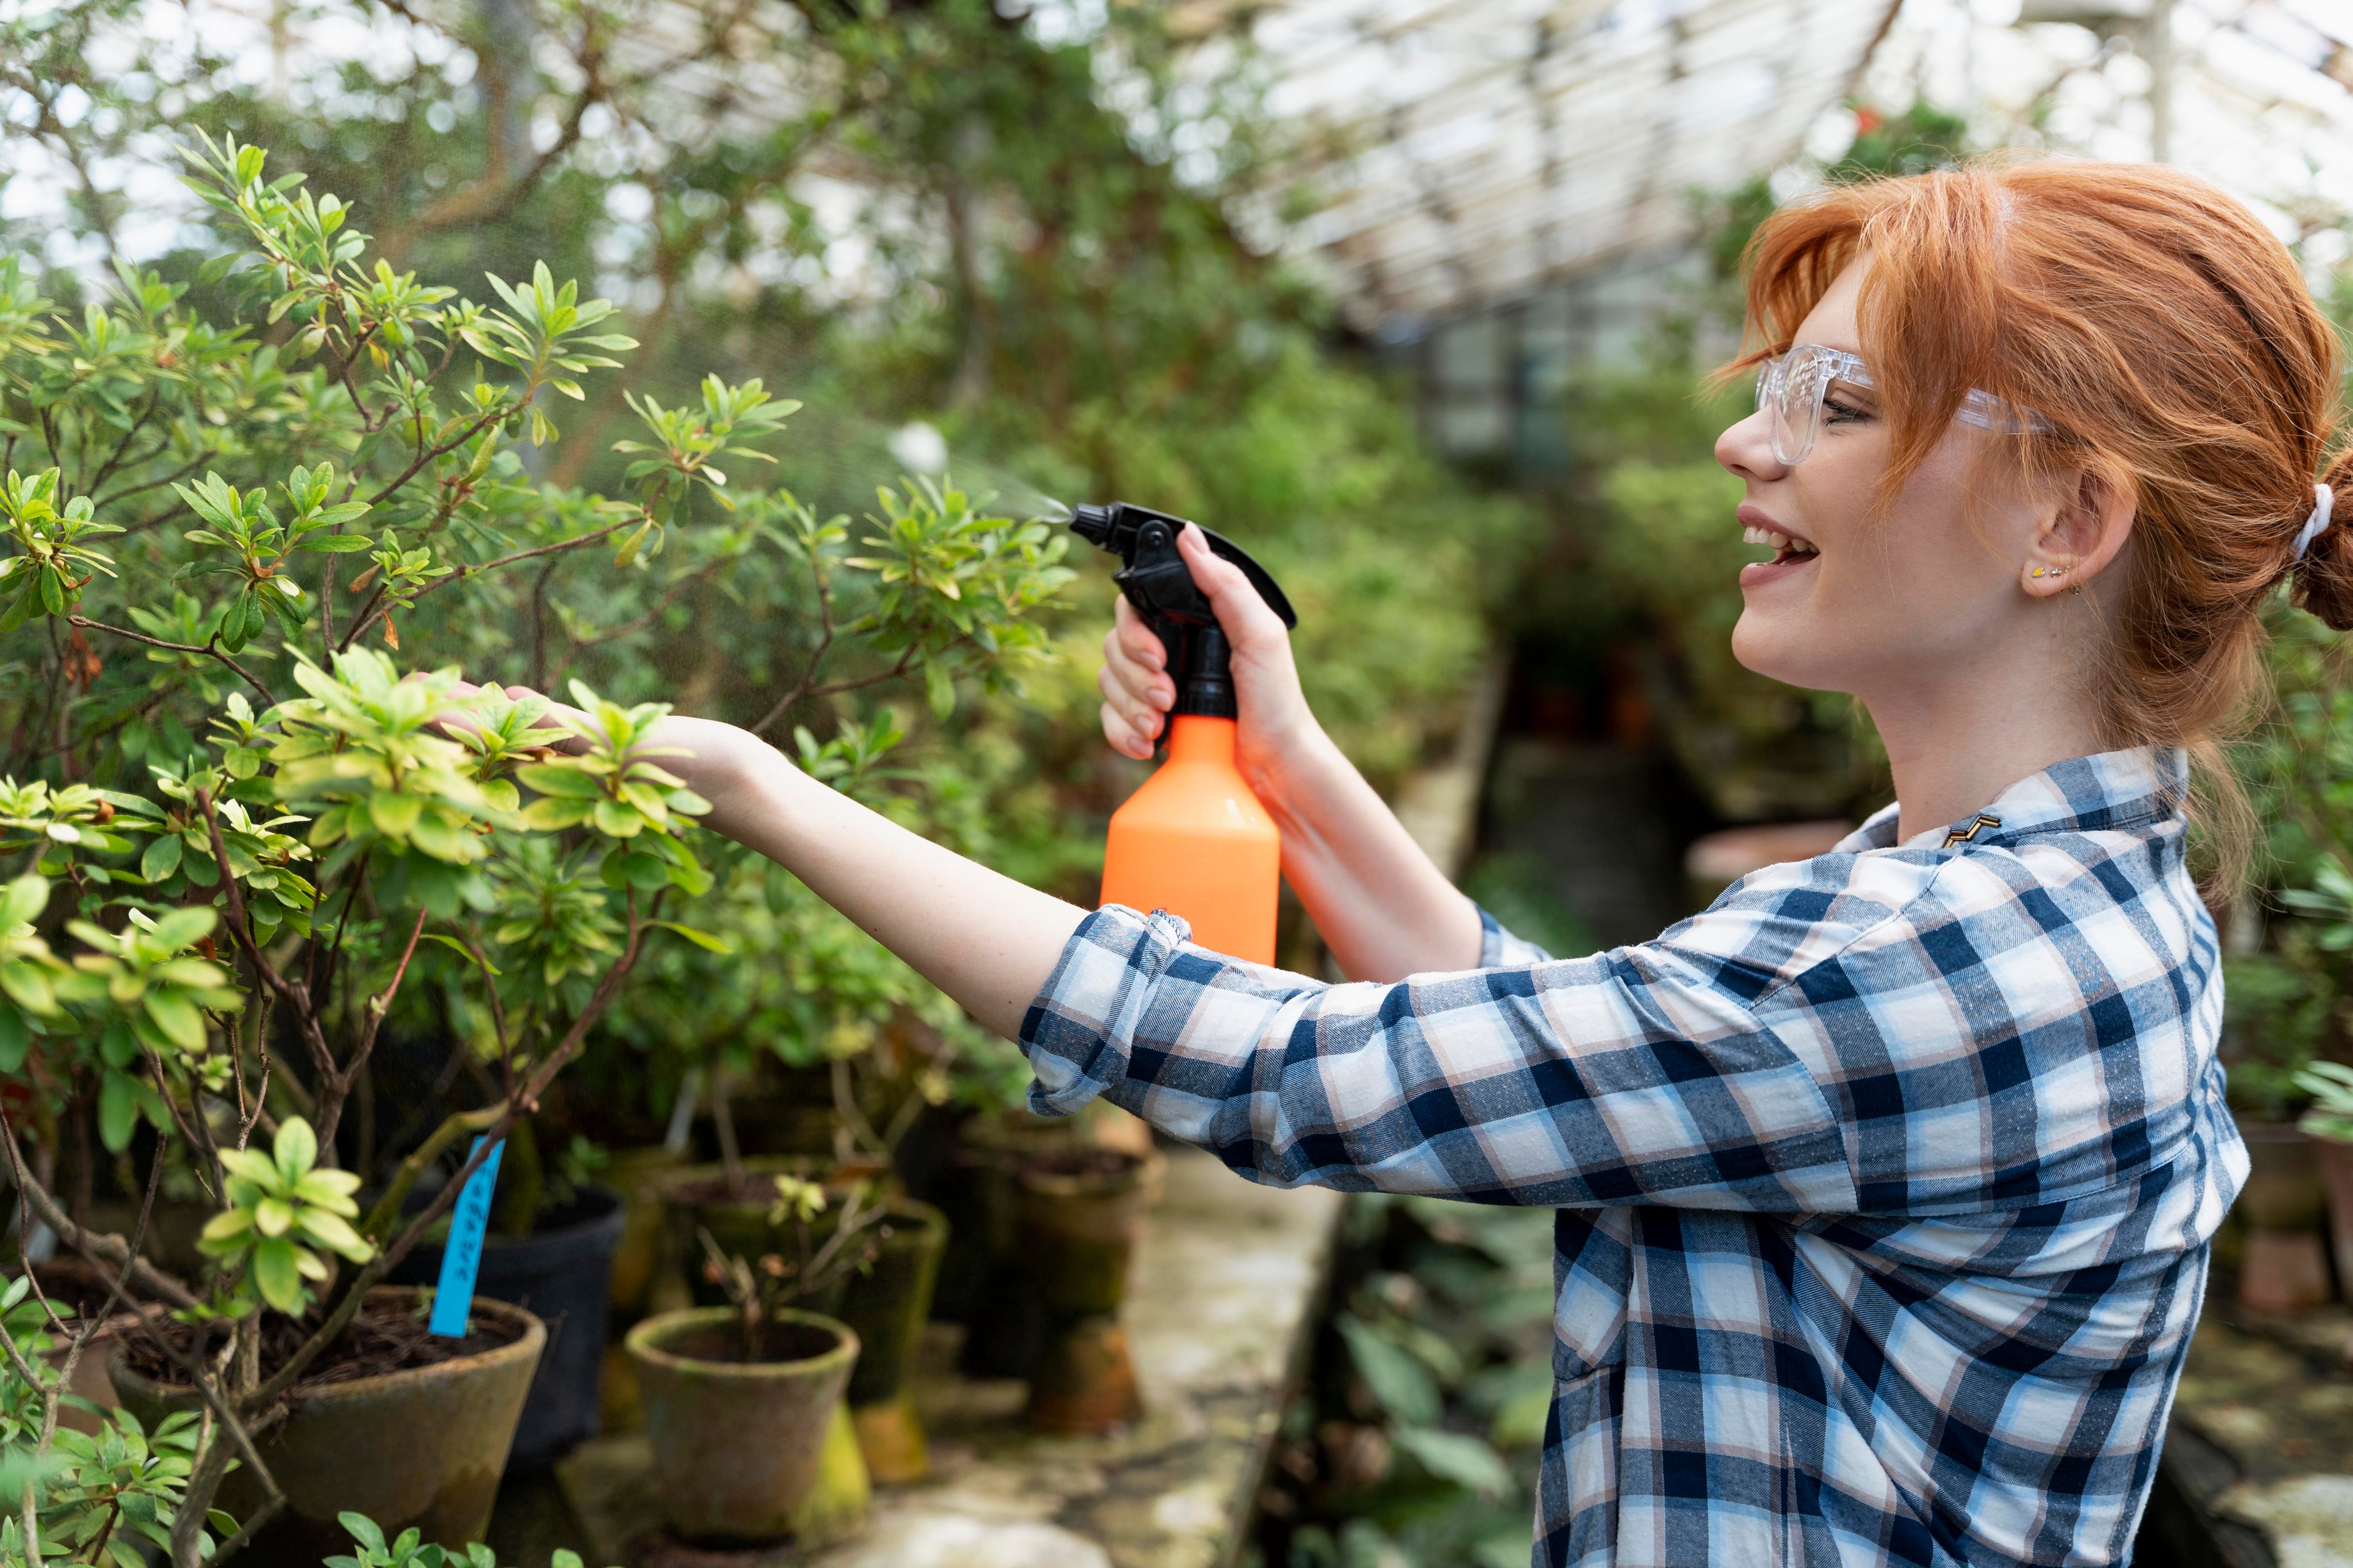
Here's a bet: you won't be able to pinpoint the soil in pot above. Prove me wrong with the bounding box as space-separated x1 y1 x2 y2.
624 1307 867 1547
1017 1145 1162 1435
385 1184 625 1469
2235 1119 2332 1312
110 1286 543 1568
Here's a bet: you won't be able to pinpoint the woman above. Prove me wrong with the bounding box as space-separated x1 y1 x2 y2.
471 160 2350 1565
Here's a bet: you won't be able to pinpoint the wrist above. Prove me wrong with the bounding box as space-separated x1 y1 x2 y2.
1240 714 1342 807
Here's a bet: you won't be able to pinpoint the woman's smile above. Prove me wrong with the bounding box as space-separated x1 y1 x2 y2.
1735 501 1818 587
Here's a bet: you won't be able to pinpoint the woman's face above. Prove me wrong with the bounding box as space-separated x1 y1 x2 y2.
1713 260 2052 705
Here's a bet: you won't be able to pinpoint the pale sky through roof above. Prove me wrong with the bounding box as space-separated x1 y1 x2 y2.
1249 0 2353 330
5 0 2352 329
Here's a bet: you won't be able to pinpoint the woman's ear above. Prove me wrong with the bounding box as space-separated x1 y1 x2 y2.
2022 463 2135 597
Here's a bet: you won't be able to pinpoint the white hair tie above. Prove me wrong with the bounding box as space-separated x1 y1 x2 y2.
2294 482 2336 563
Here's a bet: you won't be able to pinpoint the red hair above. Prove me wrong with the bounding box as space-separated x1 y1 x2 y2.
1735 159 2353 885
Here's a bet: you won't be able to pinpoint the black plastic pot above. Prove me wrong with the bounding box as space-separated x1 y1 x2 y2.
387 1184 626 1468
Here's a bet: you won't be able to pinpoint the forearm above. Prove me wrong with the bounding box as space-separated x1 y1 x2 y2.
1250 727 1482 983
662 718 1089 1038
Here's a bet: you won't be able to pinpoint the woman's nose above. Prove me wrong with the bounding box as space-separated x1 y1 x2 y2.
1715 407 1785 483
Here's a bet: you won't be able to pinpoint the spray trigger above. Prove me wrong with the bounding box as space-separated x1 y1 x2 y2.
1070 502 1296 724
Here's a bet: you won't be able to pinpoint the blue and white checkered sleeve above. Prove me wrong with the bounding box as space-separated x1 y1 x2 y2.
1478 905 1554 966
1020 902 1857 1208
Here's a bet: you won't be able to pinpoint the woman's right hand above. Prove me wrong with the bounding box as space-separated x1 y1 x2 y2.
1096 523 1323 791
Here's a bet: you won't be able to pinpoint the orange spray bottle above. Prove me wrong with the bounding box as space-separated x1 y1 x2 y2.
1071 503 1299 964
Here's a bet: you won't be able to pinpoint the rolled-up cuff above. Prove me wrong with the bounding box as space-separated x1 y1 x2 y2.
1477 903 1555 967
1019 903 1194 1116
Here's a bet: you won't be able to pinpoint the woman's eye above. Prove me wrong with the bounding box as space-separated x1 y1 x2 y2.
1823 394 1874 426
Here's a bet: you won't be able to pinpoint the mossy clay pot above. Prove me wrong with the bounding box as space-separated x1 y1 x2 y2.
110 1288 543 1567
624 1306 868 1546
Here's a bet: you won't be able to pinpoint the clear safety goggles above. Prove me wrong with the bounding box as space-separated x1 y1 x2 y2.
1754 344 2048 466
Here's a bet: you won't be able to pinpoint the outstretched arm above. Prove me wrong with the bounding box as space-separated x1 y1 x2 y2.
1096 525 1481 980
469 707 1089 1038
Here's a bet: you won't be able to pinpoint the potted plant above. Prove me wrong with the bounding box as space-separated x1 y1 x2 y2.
624 1177 884 1546
0 129 1068 1566
2296 1061 2353 1302
381 1130 627 1469
1016 1143 1165 1435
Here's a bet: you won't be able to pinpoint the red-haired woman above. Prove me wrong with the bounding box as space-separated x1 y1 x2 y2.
467 159 2353 1565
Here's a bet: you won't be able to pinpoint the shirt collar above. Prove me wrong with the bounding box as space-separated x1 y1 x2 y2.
1838 745 2187 853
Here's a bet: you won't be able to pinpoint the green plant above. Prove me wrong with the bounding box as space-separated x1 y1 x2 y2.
0 129 1065 1566
326 1510 609 1568
2296 1062 2353 1143
197 1118 372 1316
696 1175 890 1359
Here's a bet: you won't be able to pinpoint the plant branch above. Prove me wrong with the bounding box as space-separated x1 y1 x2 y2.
0 1111 198 1311
68 616 275 706
195 788 337 1098
314 906 428 1153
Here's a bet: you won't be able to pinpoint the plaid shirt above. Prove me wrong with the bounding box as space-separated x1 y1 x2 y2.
1023 746 2246 1568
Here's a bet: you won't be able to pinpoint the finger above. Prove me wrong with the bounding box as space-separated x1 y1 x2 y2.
1097 661 1171 732
1112 596 1167 671
1175 524 1289 653
1100 701 1156 760
1098 635 1174 711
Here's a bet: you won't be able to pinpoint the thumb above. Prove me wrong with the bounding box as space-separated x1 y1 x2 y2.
1176 524 1287 656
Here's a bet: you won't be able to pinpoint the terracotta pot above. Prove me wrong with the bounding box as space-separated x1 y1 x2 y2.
385 1185 625 1468
2313 1133 2353 1301
944 1111 1089 1376
2234 1119 2331 1313
1017 1147 1164 1435
818 1198 946 1485
624 1307 867 1546
110 1288 543 1566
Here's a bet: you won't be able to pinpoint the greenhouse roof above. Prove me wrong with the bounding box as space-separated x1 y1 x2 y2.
1249 0 2353 336
1246 0 1904 333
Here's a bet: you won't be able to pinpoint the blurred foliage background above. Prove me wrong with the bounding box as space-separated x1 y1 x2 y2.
2 0 1536 1146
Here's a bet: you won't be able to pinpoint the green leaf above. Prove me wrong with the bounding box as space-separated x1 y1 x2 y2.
368 792 424 838
1389 1426 1512 1497
421 933 499 975
274 1116 319 1184
1335 1314 1440 1426
521 799 590 831
644 920 733 954
251 1236 305 1313
0 873 46 928
141 832 184 883
591 799 643 838
515 764 603 799
143 990 207 1053
925 660 954 720
98 1069 137 1152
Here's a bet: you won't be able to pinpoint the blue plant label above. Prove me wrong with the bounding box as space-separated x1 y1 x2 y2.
428 1136 504 1338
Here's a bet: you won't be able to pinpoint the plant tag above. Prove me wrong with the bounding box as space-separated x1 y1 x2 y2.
428 1135 504 1338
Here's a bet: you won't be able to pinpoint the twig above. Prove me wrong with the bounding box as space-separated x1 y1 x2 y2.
316 908 428 1151
0 1110 198 1310
335 516 639 653
193 789 336 1093
68 616 275 706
